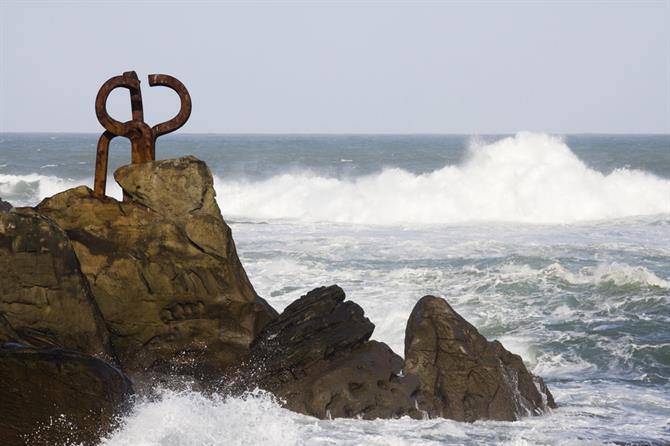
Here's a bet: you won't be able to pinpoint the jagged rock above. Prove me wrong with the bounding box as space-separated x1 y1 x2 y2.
404 296 556 421
0 208 113 358
0 198 11 212
36 156 276 378
238 285 420 419
0 344 132 446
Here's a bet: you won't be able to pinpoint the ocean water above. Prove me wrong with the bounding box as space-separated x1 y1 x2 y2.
1 132 669 445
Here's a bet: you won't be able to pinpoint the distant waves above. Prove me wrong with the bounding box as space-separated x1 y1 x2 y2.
2 132 669 224
216 132 670 224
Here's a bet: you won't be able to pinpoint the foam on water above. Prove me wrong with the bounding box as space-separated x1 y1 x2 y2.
0 173 80 205
97 389 301 446
482 261 670 289
0 173 123 206
216 133 670 225
2 133 669 224
92 384 670 446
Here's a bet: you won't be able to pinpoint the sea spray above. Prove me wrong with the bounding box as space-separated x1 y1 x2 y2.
94 384 670 446
0 173 124 206
97 389 302 446
2 133 669 223
215 133 670 224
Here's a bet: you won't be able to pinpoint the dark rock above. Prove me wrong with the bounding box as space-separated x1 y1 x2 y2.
404 296 556 421
0 198 11 212
0 344 133 446
237 285 420 419
0 208 113 358
36 157 276 378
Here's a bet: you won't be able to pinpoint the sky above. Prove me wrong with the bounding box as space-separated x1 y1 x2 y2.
0 0 668 134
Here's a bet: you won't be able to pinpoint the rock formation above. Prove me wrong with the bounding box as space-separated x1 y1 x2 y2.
404 295 556 421
0 208 113 358
0 344 132 446
36 156 276 378
237 285 420 419
0 155 559 445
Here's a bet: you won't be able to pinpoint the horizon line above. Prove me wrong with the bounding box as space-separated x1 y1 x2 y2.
1 131 670 136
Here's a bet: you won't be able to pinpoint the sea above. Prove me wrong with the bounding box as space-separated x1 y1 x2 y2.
1 132 669 446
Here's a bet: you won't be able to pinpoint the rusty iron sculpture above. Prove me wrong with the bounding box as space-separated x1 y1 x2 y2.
93 71 191 198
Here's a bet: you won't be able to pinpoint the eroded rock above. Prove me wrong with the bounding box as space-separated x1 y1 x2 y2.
238 285 420 419
404 295 556 421
36 156 276 378
0 208 113 358
0 344 132 446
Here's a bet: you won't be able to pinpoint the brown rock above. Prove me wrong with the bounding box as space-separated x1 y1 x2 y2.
0 208 113 358
404 295 556 421
238 285 420 419
0 344 132 446
36 156 276 379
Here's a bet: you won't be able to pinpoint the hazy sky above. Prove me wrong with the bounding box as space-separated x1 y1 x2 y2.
0 1 668 133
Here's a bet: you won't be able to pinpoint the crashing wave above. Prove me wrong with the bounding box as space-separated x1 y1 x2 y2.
216 132 670 224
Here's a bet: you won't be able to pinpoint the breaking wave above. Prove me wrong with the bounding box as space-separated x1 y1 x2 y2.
2 133 669 225
0 173 122 206
97 389 302 446
216 133 670 224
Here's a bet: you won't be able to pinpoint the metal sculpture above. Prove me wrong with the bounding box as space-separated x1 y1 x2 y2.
93 71 191 198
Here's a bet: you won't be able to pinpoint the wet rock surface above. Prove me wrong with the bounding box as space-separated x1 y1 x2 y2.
0 208 113 358
0 344 133 446
238 285 420 419
404 295 556 421
36 156 276 377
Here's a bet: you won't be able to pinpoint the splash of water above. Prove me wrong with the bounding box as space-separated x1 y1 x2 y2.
216 132 670 224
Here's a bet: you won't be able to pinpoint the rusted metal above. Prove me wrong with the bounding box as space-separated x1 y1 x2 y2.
93 71 191 198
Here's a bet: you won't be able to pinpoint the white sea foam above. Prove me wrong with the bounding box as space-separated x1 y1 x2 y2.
97 389 302 446
547 262 670 289
92 384 670 446
2 133 668 224
216 132 670 225
0 173 123 206
476 261 670 290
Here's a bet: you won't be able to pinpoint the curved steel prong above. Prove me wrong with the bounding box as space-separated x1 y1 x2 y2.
148 74 192 141
95 71 143 137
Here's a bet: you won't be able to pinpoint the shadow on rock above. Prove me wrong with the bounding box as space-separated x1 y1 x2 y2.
0 344 133 446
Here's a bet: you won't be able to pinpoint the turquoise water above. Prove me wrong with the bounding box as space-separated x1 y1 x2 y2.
1 132 669 445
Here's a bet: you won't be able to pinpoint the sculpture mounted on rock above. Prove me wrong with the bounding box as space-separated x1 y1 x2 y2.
93 71 192 198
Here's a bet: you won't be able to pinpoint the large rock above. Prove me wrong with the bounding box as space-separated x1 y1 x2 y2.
238 285 420 419
0 344 132 446
404 296 556 421
0 208 113 358
36 156 276 378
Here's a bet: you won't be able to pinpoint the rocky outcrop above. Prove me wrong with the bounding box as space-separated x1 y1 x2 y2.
36 157 276 378
0 208 113 358
237 285 420 419
0 198 11 212
0 344 132 446
404 296 556 421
